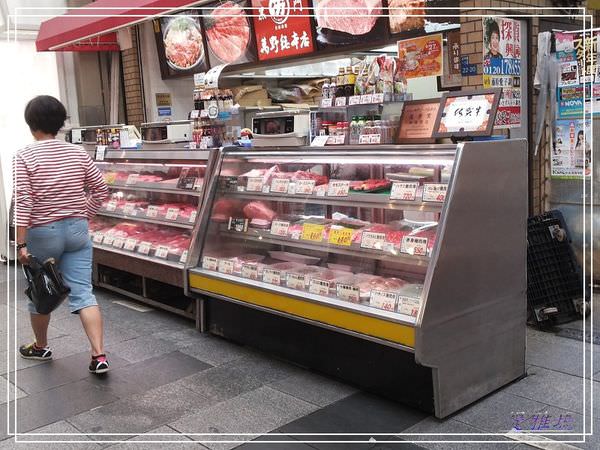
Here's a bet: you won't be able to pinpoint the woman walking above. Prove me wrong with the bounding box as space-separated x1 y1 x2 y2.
14 95 110 374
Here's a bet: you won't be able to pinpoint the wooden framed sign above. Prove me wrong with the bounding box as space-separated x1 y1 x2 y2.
397 98 442 144
432 88 501 138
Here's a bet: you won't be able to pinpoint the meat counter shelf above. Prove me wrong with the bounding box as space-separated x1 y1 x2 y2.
97 209 195 230
92 243 185 268
106 182 203 197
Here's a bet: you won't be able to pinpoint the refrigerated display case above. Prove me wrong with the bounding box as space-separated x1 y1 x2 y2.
91 149 213 322
187 140 527 418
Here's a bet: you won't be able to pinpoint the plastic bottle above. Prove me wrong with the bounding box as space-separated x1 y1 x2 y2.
357 116 366 141
336 68 345 98
322 79 330 99
350 116 359 145
345 67 355 97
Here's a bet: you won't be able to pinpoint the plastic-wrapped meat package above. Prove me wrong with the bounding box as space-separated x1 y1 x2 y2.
306 269 351 288
322 224 364 243
285 266 325 290
291 171 329 186
350 179 392 192
243 201 277 222
227 254 266 273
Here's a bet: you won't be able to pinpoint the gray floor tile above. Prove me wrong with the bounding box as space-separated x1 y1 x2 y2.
108 334 180 363
178 336 251 367
268 371 357 408
95 425 196 448
11 420 101 448
0 376 27 404
222 353 303 385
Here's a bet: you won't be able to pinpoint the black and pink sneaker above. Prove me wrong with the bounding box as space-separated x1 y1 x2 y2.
89 354 110 374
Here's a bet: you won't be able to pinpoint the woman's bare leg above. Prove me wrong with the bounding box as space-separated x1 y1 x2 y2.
78 306 104 356
30 313 51 347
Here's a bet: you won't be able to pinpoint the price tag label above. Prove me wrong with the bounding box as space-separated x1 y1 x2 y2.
126 173 139 185
95 145 107 161
311 135 329 147
165 207 179 220
328 227 353 246
246 177 263 192
189 210 198 223
92 233 104 244
349 95 361 105
105 201 118 212
400 236 429 256
146 205 159 218
261 184 270 194
218 259 234 274
270 178 290 193
123 202 136 215
241 264 259 280
179 250 189 264
335 96 347 107
327 180 350 197
372 93 385 103
287 183 297 195
138 241 152 255
320 98 333 108
202 256 218 270
360 94 373 104
316 189 326 197
112 237 125 249
336 283 360 302
309 279 330 296
422 183 448 202
286 273 306 290
369 134 381 144
190 110 200 119
390 182 418 201
189 141 197 150
124 238 138 251
398 296 421 317
301 223 324 242
194 178 203 191
370 290 398 311
155 245 170 259
270 220 290 237
103 235 115 246
358 135 371 145
383 242 396 253
263 268 281 285
295 179 316 195
360 232 386 249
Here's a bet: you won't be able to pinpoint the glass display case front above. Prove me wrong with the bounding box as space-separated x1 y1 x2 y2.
191 147 456 324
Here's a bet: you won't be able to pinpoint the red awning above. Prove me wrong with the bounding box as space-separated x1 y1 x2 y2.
36 0 200 52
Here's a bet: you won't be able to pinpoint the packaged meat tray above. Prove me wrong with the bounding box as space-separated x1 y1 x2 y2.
285 266 326 291
333 273 383 303
227 254 266 273
305 269 351 297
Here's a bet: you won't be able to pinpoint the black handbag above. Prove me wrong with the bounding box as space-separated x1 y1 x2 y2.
23 256 71 314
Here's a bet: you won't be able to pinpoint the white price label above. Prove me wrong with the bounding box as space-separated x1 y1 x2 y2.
349 95 361 105
316 189 326 197
263 268 281 285
190 110 200 119
270 220 290 237
218 259 234 274
241 264 259 280
400 236 429 256
270 178 290 193
321 98 333 108
189 210 198 223
155 245 170 259
202 256 218 270
246 177 263 192
103 235 115 246
194 178 204 191
93 233 104 244
189 141 197 150
124 238 138 251
179 250 189 264
335 96 347 107
123 202 136 215
138 241 152 255
358 135 371 145
390 182 419 201
286 273 306 290
309 279 330 296
146 205 159 218
370 290 398 311
311 135 329 147
336 283 360 302
360 232 386 250
295 179 316 195
287 183 297 195
106 201 118 212
398 296 421 317
95 145 106 161
261 184 270 194
126 173 139 185
369 134 381 144
360 94 373 104
422 183 448 202
165 207 179 220
112 237 125 249
372 93 385 103
327 180 350 197
383 242 396 253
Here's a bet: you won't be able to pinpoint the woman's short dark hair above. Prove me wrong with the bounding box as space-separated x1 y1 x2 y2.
24 95 67 135
486 20 500 44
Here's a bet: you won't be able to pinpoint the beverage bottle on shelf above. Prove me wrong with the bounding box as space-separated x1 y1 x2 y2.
329 79 337 100
322 79 330 99
336 68 346 98
349 116 359 145
344 67 355 97
357 116 366 140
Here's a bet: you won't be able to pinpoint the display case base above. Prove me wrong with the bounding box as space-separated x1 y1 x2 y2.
206 297 435 414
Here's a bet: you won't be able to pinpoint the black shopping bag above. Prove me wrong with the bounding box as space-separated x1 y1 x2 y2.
23 256 70 314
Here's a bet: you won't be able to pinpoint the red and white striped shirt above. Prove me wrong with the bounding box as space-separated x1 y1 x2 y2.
13 139 109 227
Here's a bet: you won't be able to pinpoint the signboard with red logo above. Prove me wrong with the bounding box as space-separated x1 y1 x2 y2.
251 0 315 61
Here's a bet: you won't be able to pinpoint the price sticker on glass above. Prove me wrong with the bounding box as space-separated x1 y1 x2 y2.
123 202 136 215
301 223 324 242
400 236 428 256
320 98 333 108
270 178 290 193
422 183 447 202
165 208 179 220
246 177 263 192
217 259 234 274
370 290 398 311
360 232 386 250
155 245 170 259
270 220 290 237
202 256 218 270
106 201 117 212
390 182 418 201
241 264 258 280
336 284 360 302
138 241 152 255
335 97 347 107
189 211 197 223
179 250 188 264
398 296 421 317
124 238 138 251
294 179 315 195
146 205 159 218
327 180 350 197
112 237 125 249
309 279 330 296
103 235 115 246
92 233 104 244
286 273 306 290
328 227 353 246
349 95 361 105
262 268 281 285
126 173 139 185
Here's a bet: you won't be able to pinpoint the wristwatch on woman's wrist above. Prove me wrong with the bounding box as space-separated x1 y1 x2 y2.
16 242 27 250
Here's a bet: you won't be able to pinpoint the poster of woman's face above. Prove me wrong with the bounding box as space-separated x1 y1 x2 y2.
484 18 502 60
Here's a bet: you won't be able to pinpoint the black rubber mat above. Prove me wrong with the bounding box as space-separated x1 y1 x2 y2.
556 327 600 345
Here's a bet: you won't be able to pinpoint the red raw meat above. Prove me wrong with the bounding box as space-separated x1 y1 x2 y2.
350 179 392 191
243 201 277 222
315 0 382 35
292 171 329 186
205 1 251 64
212 199 243 222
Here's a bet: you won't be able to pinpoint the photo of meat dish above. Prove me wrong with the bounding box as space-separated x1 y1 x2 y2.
204 1 253 64
162 16 205 70
388 0 425 33
314 0 382 35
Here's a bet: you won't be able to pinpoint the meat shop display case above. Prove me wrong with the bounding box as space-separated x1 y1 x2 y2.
91 149 213 322
187 140 528 418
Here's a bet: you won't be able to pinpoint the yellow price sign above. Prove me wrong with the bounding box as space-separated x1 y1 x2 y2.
104 172 117 185
328 227 353 246
301 223 324 242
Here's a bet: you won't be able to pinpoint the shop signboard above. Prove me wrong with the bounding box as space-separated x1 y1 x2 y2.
460 55 477 76
552 119 591 179
251 0 315 61
482 17 522 129
397 34 443 79
397 98 440 143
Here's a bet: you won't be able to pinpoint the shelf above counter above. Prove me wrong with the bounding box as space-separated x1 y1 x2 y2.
92 243 186 268
97 209 195 230
105 182 204 197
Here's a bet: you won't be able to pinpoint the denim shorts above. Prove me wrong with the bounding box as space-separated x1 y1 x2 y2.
26 217 97 314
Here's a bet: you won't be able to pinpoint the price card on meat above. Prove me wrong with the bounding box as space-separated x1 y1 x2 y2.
155 245 170 259
246 177 263 192
126 174 139 185
422 183 448 202
270 178 290 194
138 241 152 255
270 220 290 237
241 264 258 280
189 211 197 223
361 232 386 250
124 238 138 251
103 235 115 246
106 201 117 212
327 180 350 197
92 233 104 244
123 202 136 215
337 284 360 302
112 237 125 249
218 259 234 274
165 208 179 220
202 256 218 270
398 296 421 318
262 268 281 285
328 227 353 246
301 223 324 242
370 290 398 311
400 236 428 256
286 273 306 290
309 279 330 296
146 205 159 218
390 182 418 201
295 179 315 195
179 250 188 264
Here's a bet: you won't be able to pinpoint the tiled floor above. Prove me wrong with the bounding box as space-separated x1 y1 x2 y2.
0 267 598 449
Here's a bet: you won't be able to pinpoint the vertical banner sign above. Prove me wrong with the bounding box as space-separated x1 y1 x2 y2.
482 17 522 129
448 30 461 75
251 0 315 61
